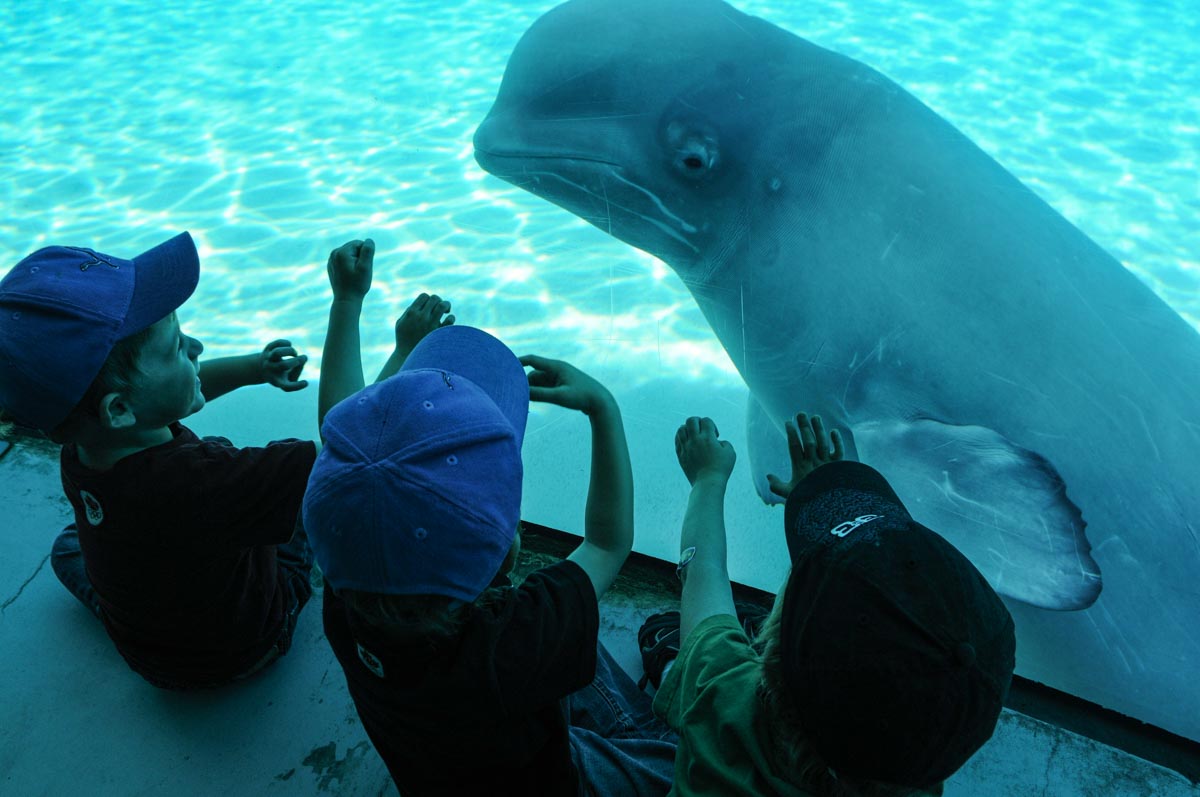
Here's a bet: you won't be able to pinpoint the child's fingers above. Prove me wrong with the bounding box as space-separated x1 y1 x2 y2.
329 240 362 266
797 412 816 453
358 238 376 264
270 354 306 370
811 415 829 459
440 314 456 327
522 355 574 387
698 416 719 438
784 416 801 451
423 294 449 315
403 292 450 318
410 293 439 313
519 353 553 370
766 472 785 497
525 367 556 387
267 345 299 361
830 429 845 460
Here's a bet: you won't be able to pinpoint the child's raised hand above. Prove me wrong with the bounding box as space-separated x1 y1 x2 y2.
675 416 736 486
327 238 375 301
520 354 614 416
766 412 844 500
395 293 455 360
258 339 309 392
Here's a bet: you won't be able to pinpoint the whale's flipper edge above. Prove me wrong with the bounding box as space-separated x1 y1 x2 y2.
853 417 1103 611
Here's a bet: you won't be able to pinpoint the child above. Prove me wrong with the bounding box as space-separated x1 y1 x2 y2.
304 252 677 795
0 233 439 690
644 413 1016 796
0 232 315 688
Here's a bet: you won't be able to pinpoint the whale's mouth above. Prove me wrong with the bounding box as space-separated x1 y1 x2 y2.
475 144 702 258
474 113 626 169
474 146 620 169
541 168 701 256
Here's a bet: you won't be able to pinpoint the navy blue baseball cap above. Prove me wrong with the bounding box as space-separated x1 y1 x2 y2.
781 461 1016 787
303 325 530 602
0 233 200 431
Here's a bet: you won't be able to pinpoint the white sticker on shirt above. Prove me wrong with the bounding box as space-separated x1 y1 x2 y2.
80 490 104 526
357 642 386 679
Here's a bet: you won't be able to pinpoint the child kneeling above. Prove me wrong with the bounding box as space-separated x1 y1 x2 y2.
648 413 1016 796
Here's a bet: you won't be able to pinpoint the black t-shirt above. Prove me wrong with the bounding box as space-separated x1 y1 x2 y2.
323 559 600 797
60 422 317 686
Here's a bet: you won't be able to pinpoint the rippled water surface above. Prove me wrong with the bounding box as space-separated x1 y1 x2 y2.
6 0 1200 742
3 0 1197 378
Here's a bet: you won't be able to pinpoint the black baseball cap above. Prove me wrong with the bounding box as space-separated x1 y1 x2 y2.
780 461 1016 787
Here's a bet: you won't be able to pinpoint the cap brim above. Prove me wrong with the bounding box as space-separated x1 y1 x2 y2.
119 232 200 337
401 325 529 445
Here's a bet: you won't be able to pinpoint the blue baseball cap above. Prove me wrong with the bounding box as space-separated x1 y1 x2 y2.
0 232 200 431
303 325 530 602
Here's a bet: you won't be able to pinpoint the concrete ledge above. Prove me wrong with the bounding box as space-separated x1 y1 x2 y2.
1 435 1197 796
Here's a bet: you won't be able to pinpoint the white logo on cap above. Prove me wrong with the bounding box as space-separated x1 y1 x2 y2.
830 514 882 538
80 490 104 526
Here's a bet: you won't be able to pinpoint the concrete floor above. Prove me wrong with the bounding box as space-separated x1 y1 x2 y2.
1 394 1197 796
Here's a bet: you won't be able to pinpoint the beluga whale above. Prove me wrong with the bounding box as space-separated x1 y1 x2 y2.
474 0 1200 738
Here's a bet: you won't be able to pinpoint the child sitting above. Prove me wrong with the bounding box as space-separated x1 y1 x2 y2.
0 232 318 688
0 233 442 690
644 412 1016 796
304 251 677 794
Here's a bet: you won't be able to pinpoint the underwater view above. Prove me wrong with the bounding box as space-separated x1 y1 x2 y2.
4 0 1199 745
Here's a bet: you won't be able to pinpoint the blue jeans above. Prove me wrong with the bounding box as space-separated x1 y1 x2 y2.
50 517 314 685
567 641 678 797
50 524 102 619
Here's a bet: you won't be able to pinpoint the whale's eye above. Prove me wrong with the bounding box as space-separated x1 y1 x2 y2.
665 118 719 182
672 135 719 181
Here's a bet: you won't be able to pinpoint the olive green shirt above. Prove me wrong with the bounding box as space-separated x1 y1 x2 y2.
653 614 813 796
653 614 946 797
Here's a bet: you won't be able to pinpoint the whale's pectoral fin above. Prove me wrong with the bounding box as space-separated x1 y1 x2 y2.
746 394 789 506
853 418 1102 611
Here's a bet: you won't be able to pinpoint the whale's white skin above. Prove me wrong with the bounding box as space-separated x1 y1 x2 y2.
474 0 1200 739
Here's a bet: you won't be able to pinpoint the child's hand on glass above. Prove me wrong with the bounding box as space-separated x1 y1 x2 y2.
326 238 375 301
394 293 455 362
766 412 844 499
520 355 614 417
675 416 736 486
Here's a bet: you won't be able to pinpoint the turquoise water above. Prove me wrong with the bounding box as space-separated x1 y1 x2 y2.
3 0 1197 381
5 0 1200 740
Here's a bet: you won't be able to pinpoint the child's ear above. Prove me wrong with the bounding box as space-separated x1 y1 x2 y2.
97 392 137 430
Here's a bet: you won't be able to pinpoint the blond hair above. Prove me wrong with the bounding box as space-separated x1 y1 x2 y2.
339 526 523 649
755 570 939 797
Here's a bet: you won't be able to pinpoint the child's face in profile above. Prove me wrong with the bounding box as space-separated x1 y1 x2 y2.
125 312 206 427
